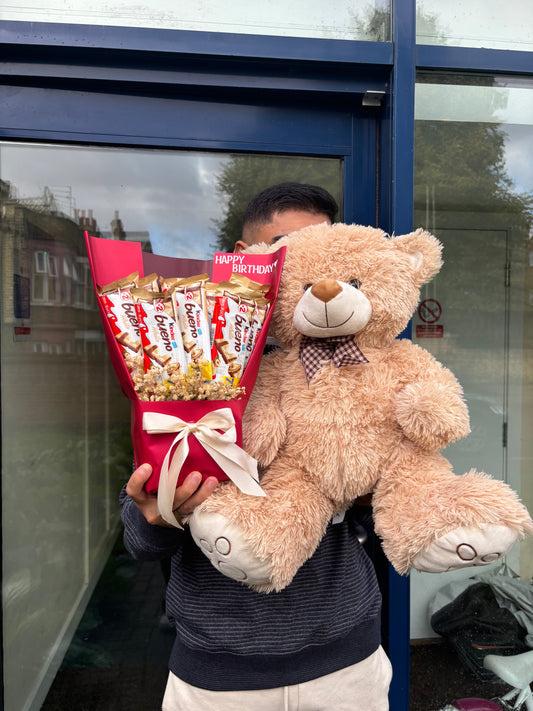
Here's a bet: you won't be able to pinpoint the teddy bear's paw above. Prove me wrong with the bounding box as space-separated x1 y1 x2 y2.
189 511 274 586
411 524 519 573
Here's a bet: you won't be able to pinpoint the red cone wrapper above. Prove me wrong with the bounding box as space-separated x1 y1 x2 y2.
85 232 285 500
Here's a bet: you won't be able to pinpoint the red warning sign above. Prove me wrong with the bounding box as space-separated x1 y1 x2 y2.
416 324 443 338
418 299 442 324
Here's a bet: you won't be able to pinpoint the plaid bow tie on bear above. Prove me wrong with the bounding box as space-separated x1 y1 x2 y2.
299 335 369 383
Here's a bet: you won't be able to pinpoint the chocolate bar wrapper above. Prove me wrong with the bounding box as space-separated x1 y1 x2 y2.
132 287 187 375
97 272 143 359
172 276 213 380
211 291 255 386
242 298 270 370
205 280 264 348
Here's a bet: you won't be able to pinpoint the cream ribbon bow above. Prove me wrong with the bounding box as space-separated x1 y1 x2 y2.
143 408 265 528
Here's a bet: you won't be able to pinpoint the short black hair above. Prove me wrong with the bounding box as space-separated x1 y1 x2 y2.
242 182 338 228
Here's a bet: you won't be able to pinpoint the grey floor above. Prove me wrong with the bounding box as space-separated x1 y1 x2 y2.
410 643 507 711
41 536 174 711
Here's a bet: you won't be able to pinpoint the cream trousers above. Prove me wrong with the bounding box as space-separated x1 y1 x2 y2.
162 645 392 711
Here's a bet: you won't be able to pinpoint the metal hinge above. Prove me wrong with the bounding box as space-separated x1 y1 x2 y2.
505 262 511 288
362 90 386 107
502 421 508 448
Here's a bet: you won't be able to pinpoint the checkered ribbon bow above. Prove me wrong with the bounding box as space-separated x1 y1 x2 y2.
299 335 369 383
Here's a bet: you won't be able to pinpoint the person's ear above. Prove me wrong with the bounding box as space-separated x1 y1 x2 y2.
234 240 248 253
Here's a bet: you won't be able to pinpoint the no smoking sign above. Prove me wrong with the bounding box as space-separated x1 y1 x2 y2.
416 298 443 338
418 299 442 323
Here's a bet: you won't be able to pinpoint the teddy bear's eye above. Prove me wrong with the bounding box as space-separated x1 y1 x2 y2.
350 279 361 289
303 283 312 292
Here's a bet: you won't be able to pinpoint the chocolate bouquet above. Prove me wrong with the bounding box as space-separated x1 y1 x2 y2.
85 233 285 526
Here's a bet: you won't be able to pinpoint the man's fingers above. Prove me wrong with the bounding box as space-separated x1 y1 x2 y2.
126 463 153 499
126 466 217 519
174 474 218 514
177 471 202 499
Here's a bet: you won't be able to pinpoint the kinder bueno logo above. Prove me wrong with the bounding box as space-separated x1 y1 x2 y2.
234 313 247 352
184 302 198 338
154 313 173 352
122 302 139 335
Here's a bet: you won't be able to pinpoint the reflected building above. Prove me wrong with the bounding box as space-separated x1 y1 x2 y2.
101 209 152 252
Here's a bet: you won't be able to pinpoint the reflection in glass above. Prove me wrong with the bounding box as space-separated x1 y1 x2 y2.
410 76 533 709
0 143 342 710
0 188 133 711
3 0 391 41
1 144 342 259
416 0 533 51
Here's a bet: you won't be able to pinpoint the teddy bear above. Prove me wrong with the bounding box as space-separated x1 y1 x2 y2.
188 222 533 593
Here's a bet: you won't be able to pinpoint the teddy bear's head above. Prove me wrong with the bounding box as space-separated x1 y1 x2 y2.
254 223 443 349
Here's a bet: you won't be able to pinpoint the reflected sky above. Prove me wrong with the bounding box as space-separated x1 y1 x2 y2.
4 0 532 48
418 0 533 50
1 144 228 259
415 83 533 197
1 110 531 262
2 0 390 41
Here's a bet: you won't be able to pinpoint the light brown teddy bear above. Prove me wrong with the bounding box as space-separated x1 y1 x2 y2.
189 223 533 592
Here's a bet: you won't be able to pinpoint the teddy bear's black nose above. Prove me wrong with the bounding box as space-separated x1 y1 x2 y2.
310 279 343 303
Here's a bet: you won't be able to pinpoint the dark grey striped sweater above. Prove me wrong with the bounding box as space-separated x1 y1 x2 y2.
120 489 382 691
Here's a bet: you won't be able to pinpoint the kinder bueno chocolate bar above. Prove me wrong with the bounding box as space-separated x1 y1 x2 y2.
172 276 213 380
242 297 270 369
205 280 265 347
228 272 270 296
97 272 143 358
158 276 183 293
138 273 161 292
132 288 187 374
211 291 255 386
205 281 221 344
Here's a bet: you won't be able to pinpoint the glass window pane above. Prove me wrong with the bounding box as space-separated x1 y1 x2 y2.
1 142 342 710
3 0 391 41
417 0 533 51
411 75 533 708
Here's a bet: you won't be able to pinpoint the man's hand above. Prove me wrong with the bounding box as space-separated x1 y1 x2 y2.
126 463 218 527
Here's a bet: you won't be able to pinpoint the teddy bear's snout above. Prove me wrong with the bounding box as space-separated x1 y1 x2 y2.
310 279 343 303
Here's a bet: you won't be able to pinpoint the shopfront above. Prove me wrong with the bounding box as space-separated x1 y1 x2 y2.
1 2 532 709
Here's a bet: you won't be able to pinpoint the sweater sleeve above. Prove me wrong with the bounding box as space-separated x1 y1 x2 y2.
119 485 185 561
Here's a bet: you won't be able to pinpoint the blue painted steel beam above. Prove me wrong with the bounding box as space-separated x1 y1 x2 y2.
417 44 533 75
0 61 389 98
0 84 358 150
1 20 394 67
387 1 416 709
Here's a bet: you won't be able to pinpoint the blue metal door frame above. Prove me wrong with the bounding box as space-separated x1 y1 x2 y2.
1 4 531 708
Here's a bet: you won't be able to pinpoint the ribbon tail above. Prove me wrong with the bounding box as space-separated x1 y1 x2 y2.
157 434 189 528
199 435 266 497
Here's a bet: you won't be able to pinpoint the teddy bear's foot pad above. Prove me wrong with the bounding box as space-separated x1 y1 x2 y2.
189 511 273 586
412 524 518 573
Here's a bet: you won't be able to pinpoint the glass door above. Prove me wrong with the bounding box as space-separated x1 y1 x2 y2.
410 75 533 710
1 85 381 709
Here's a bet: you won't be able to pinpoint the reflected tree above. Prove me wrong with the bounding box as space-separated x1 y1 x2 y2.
414 90 533 317
212 155 342 252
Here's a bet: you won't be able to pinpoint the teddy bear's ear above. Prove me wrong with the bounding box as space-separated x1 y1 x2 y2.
391 229 443 286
